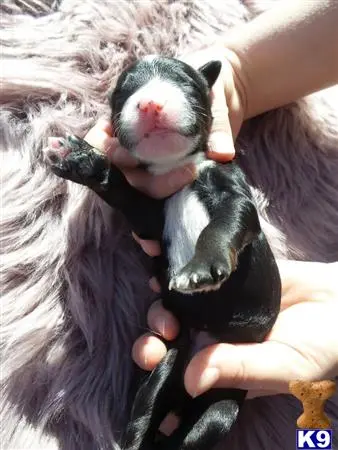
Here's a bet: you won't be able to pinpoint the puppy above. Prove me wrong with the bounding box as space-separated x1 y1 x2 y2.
44 56 281 450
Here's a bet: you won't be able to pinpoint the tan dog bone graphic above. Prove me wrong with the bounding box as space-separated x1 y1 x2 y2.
289 380 336 429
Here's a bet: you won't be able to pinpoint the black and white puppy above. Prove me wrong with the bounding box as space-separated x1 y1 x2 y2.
44 56 281 450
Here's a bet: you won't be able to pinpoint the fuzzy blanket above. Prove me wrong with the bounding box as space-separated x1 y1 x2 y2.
1 0 338 449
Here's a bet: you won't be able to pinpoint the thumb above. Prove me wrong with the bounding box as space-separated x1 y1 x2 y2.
207 76 236 163
184 341 316 398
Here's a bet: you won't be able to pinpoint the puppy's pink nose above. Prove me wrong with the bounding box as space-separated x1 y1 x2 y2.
137 99 163 114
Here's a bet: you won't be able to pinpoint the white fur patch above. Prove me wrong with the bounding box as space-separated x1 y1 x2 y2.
120 77 198 166
163 186 210 277
148 145 208 175
121 78 193 141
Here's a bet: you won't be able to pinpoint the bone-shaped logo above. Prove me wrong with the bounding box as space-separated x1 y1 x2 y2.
289 379 336 429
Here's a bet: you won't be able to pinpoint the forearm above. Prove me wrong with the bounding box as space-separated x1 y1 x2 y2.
224 0 338 119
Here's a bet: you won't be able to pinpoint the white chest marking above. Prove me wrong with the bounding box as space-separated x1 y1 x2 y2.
163 186 210 277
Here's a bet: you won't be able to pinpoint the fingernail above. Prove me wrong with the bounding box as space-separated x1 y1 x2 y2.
155 316 167 337
191 367 220 398
143 341 153 368
141 240 161 257
168 166 195 190
149 277 161 293
131 231 140 243
208 132 235 156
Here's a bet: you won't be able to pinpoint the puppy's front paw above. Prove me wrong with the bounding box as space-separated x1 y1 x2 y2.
45 136 70 162
65 134 85 150
169 257 234 294
44 135 85 172
44 135 109 189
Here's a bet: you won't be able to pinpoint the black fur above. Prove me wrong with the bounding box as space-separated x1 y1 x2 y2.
45 56 281 450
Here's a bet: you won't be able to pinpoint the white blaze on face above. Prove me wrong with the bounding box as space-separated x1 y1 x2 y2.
120 78 197 166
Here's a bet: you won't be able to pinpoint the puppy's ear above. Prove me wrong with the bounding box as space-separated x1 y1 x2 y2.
198 60 222 89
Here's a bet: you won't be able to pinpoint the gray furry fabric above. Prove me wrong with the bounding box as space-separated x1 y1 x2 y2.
1 0 338 449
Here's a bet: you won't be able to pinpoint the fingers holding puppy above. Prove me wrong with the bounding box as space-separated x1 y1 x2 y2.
132 300 180 371
84 118 138 168
132 334 168 371
147 299 180 342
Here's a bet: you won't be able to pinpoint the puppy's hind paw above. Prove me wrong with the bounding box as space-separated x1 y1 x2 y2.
169 273 192 292
169 259 232 294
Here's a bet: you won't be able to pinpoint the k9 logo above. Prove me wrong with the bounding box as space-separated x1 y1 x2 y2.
296 430 333 449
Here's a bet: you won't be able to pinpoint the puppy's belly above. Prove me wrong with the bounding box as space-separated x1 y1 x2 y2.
163 186 210 277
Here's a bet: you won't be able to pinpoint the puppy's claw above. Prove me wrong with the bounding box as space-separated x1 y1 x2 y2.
169 274 190 292
211 265 227 282
168 258 233 294
192 273 199 285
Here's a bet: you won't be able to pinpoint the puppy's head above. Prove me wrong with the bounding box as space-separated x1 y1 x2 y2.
109 56 221 172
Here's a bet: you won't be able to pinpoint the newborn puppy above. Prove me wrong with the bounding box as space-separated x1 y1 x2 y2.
45 56 281 450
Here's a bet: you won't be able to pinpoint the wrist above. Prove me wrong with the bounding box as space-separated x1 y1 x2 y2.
221 47 249 137
221 1 338 121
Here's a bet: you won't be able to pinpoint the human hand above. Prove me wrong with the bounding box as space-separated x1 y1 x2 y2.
132 260 338 401
180 43 245 151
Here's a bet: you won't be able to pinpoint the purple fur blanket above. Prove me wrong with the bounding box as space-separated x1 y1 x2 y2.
1 0 337 449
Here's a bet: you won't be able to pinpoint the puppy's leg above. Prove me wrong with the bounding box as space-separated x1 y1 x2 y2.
169 194 260 294
123 333 190 450
44 135 164 239
45 135 114 191
161 389 245 450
